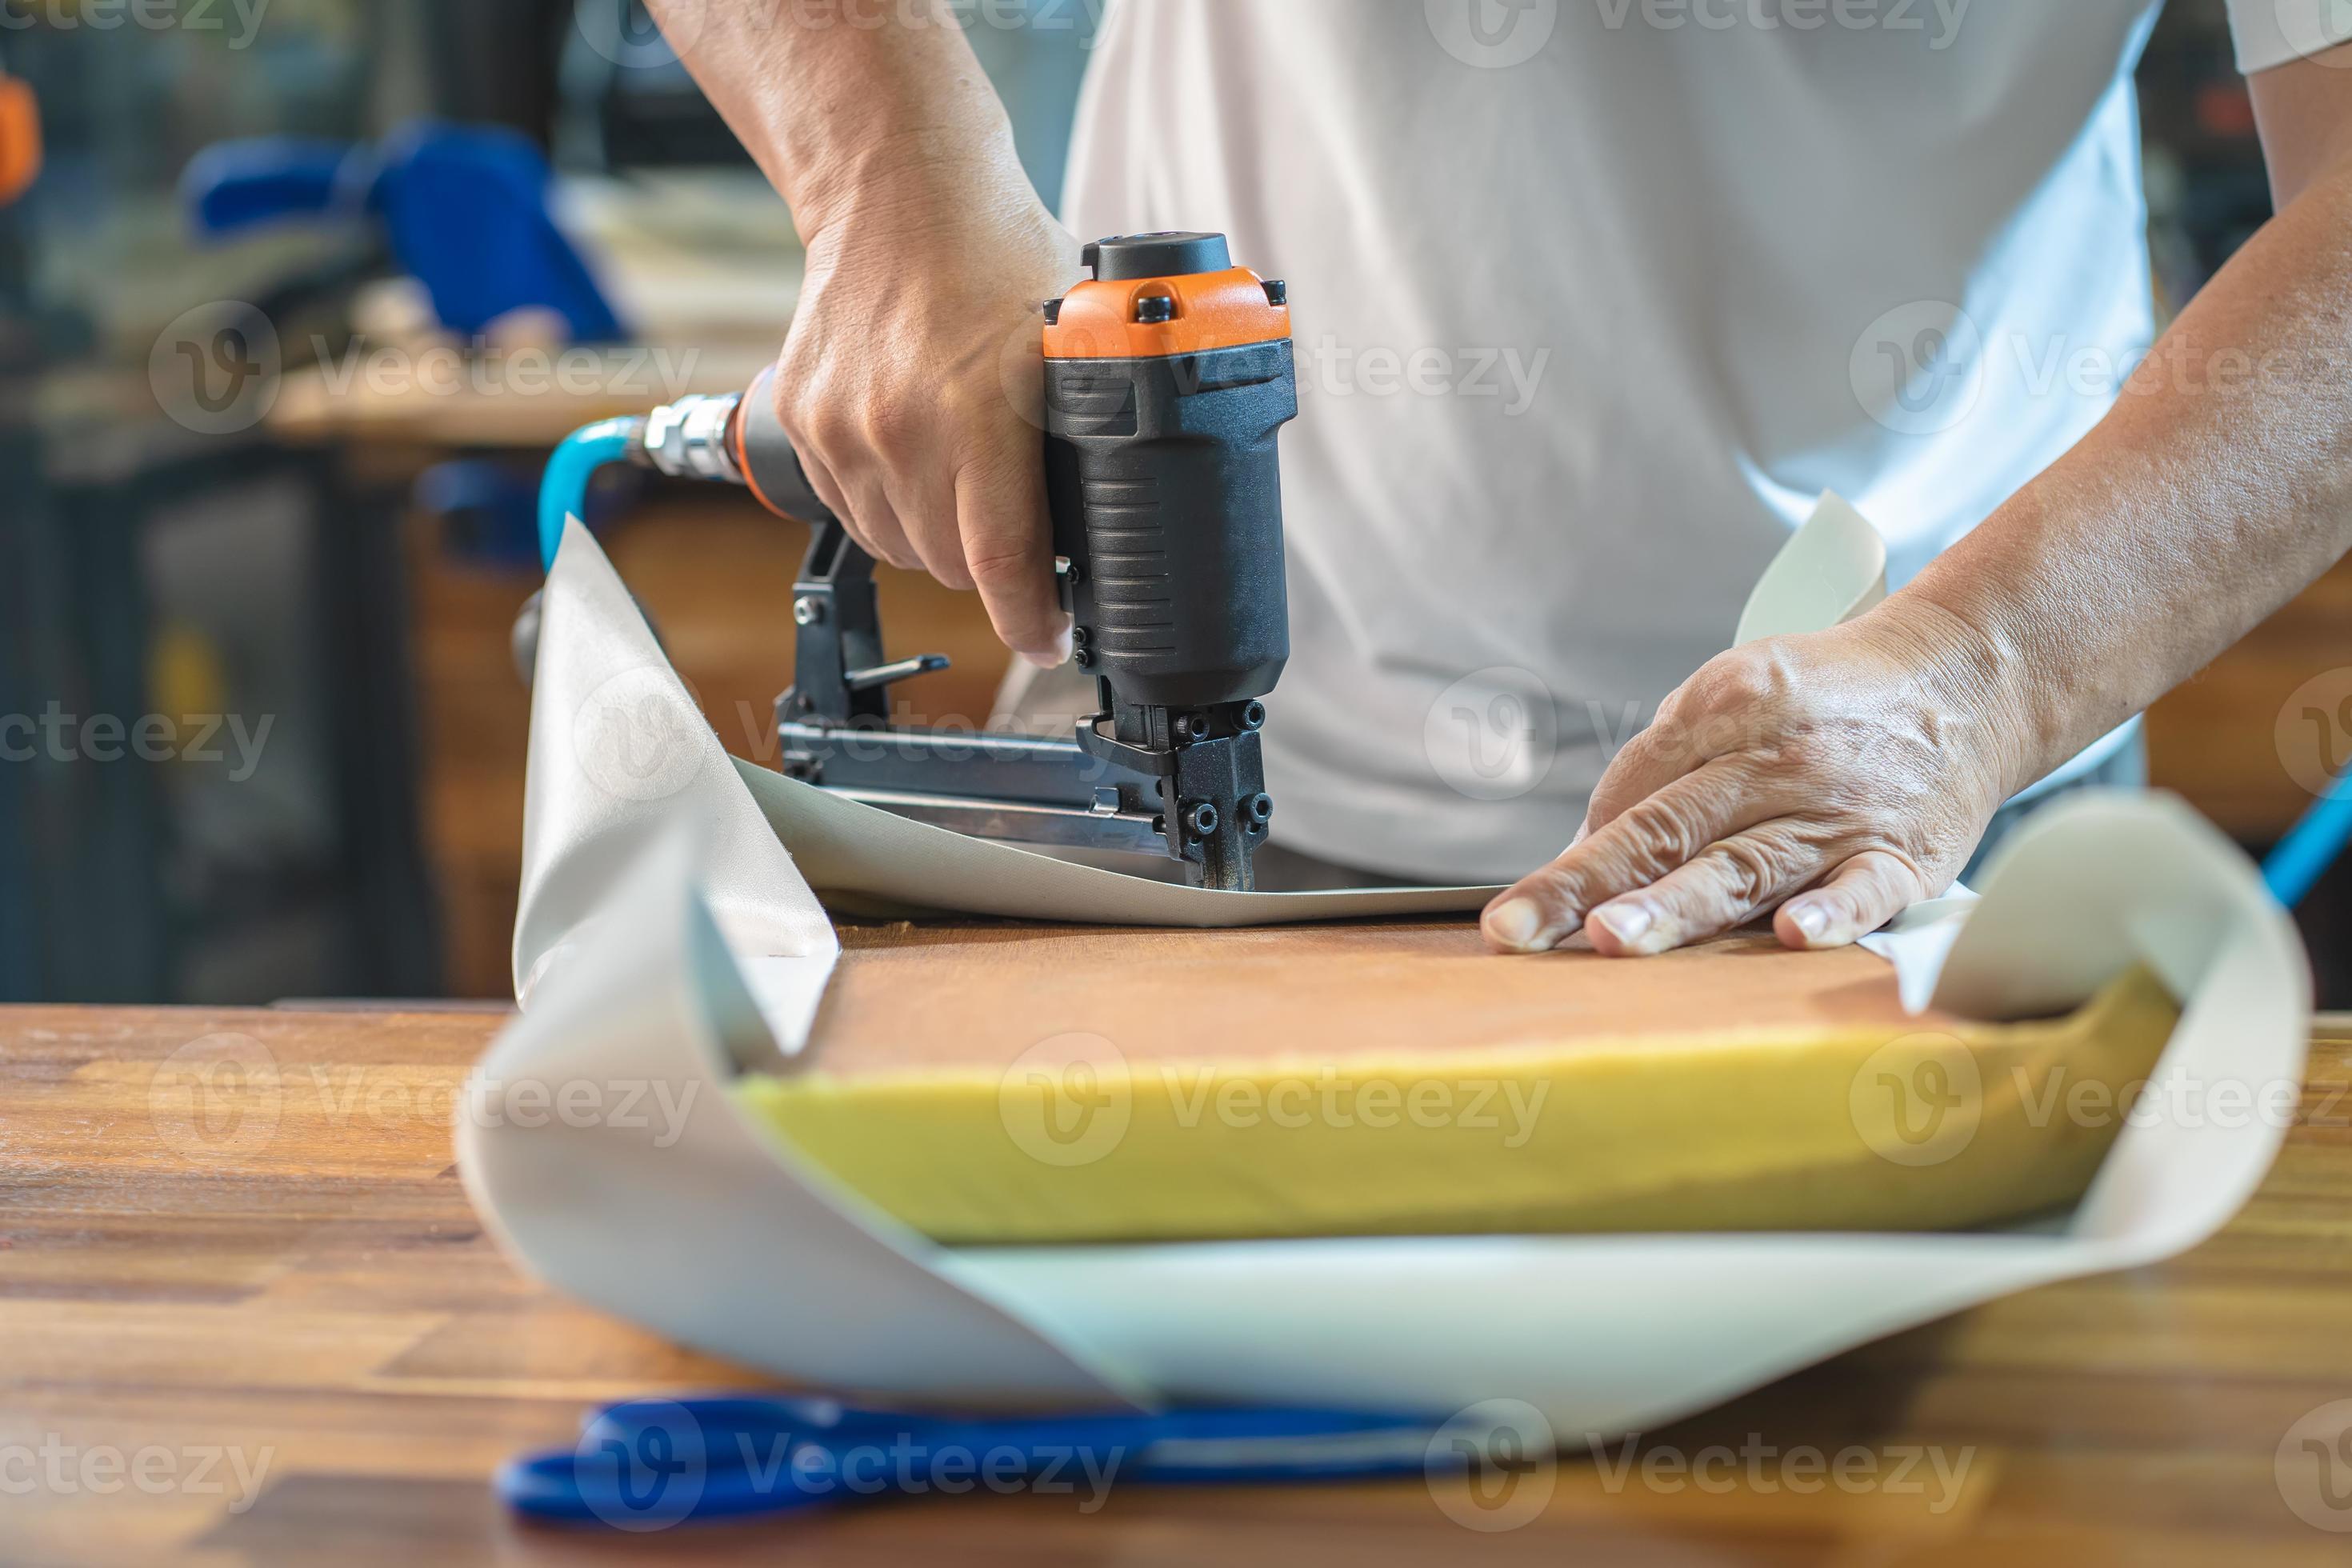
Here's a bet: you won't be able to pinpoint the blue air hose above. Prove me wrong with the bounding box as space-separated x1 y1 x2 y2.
2266 768 2352 909
537 417 642 570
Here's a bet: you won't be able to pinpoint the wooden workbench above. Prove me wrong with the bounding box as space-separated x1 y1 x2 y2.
6 1003 2352 1564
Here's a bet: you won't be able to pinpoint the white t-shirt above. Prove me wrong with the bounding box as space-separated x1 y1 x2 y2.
1061 0 2338 883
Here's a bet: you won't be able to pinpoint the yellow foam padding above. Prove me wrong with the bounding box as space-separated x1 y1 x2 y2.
732 949 2179 1246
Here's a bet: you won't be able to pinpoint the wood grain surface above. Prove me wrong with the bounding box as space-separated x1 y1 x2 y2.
6 1001 2350 1566
2146 554 2352 840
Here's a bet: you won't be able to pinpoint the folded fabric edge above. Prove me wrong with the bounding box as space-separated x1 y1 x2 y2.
1934 789 2312 1265
733 756 1505 928
1734 489 1889 648
514 520 839 1043
463 826 1148 1406
469 786 2310 1429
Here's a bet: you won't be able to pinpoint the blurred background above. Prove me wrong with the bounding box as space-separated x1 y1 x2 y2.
0 0 2343 1006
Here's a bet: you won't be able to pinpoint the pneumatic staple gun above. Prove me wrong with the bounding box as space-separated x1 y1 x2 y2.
630 233 1300 892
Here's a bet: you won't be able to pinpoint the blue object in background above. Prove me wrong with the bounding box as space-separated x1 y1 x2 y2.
181 137 357 233
416 461 542 569
499 1393 1482 1528
420 457 638 571
180 122 626 345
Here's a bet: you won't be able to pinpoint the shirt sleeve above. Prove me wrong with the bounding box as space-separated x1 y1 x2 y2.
2227 0 2352 74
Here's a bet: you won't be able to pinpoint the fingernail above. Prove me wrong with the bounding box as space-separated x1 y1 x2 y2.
1593 902 1654 952
1791 904 1830 942
1484 898 1546 952
1025 618 1075 670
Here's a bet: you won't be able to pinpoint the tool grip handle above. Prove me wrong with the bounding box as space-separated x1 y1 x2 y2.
731 365 842 530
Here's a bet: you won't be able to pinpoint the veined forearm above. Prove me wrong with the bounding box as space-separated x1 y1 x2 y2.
640 0 1078 661
644 0 1033 238
1899 150 2352 798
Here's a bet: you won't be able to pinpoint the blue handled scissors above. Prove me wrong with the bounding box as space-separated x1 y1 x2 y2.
498 1393 1476 1527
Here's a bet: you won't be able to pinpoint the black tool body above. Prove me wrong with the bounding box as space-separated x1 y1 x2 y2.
653 231 1298 890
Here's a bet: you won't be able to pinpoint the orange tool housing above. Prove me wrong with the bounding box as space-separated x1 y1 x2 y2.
1043 266 1290 361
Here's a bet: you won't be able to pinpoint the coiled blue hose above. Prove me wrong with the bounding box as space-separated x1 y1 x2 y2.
537 417 642 570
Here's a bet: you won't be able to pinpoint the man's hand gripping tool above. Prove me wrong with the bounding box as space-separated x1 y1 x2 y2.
633 233 1298 891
